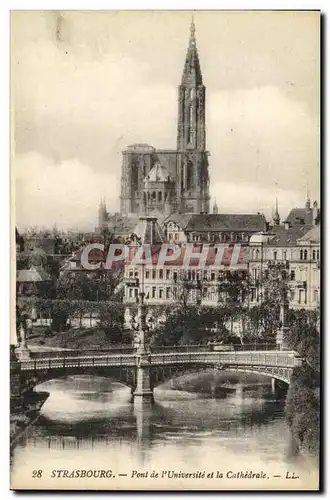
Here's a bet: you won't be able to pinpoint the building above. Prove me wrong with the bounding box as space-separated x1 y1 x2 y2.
123 216 248 307
249 220 320 310
284 197 319 227
16 265 52 297
162 213 267 243
118 19 210 219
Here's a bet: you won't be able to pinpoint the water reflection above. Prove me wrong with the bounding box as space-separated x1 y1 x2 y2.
12 373 316 481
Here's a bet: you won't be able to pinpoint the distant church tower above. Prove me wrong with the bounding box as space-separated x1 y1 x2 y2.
120 18 210 217
176 18 210 213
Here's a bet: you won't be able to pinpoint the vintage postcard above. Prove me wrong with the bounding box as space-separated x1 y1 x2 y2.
10 10 320 491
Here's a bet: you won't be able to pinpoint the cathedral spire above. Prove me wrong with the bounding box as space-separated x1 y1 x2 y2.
273 197 280 226
181 16 203 86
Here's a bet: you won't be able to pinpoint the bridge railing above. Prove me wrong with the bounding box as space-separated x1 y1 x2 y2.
28 343 279 359
29 346 135 359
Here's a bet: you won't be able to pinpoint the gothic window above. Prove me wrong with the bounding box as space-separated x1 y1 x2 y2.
187 160 194 190
312 250 316 260
300 249 304 260
304 249 308 260
188 105 194 144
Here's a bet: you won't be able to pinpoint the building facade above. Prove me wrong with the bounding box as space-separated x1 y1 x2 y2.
249 223 320 310
162 213 267 243
119 20 210 219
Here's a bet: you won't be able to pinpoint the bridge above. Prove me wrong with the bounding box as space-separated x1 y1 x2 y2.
12 345 303 407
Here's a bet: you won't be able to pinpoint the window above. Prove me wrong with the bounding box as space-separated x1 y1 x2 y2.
145 270 150 279
175 233 179 240
166 288 171 299
253 268 257 281
188 106 194 144
204 270 208 280
152 270 156 279
256 249 260 259
298 289 303 304
159 289 164 299
129 288 133 298
312 250 316 261
158 192 162 202
313 289 319 303
283 251 287 260
290 289 295 301
300 250 304 260
290 270 295 281
173 272 178 283
129 271 133 278
169 233 173 240
173 287 177 299
317 250 320 260
304 250 308 261
134 271 139 278
166 269 170 279
211 272 215 281
251 288 257 301
134 288 138 298
152 287 156 298
159 269 164 279
273 251 277 261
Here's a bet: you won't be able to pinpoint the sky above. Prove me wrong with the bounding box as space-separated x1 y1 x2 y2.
12 10 320 231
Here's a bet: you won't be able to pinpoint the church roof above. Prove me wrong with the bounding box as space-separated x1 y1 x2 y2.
131 217 167 245
186 214 267 232
252 225 313 246
298 225 320 243
163 213 266 233
284 208 314 226
182 18 203 86
143 162 174 185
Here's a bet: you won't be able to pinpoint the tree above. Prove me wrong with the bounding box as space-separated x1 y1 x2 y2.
248 262 290 342
285 308 320 371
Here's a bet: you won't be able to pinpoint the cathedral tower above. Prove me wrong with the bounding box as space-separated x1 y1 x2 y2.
176 19 210 213
119 19 210 217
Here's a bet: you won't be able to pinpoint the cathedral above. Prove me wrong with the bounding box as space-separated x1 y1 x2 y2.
119 19 210 219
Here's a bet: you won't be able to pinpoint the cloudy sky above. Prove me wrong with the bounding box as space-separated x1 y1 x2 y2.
12 10 320 230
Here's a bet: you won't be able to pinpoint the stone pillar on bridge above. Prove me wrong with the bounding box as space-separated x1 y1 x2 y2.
276 299 289 351
15 323 31 361
133 353 154 405
133 293 154 405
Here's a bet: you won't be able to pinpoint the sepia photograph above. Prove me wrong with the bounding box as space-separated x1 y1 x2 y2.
10 10 320 491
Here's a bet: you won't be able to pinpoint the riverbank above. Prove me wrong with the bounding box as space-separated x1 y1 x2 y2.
285 364 320 456
10 391 49 451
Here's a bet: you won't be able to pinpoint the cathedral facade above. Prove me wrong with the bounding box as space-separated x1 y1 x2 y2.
120 20 210 219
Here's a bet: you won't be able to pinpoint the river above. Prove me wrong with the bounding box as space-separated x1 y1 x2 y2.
10 372 319 490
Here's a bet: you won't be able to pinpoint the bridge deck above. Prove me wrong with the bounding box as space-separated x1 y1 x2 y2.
20 350 300 372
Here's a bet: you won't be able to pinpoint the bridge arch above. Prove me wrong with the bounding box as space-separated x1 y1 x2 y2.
20 366 138 394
